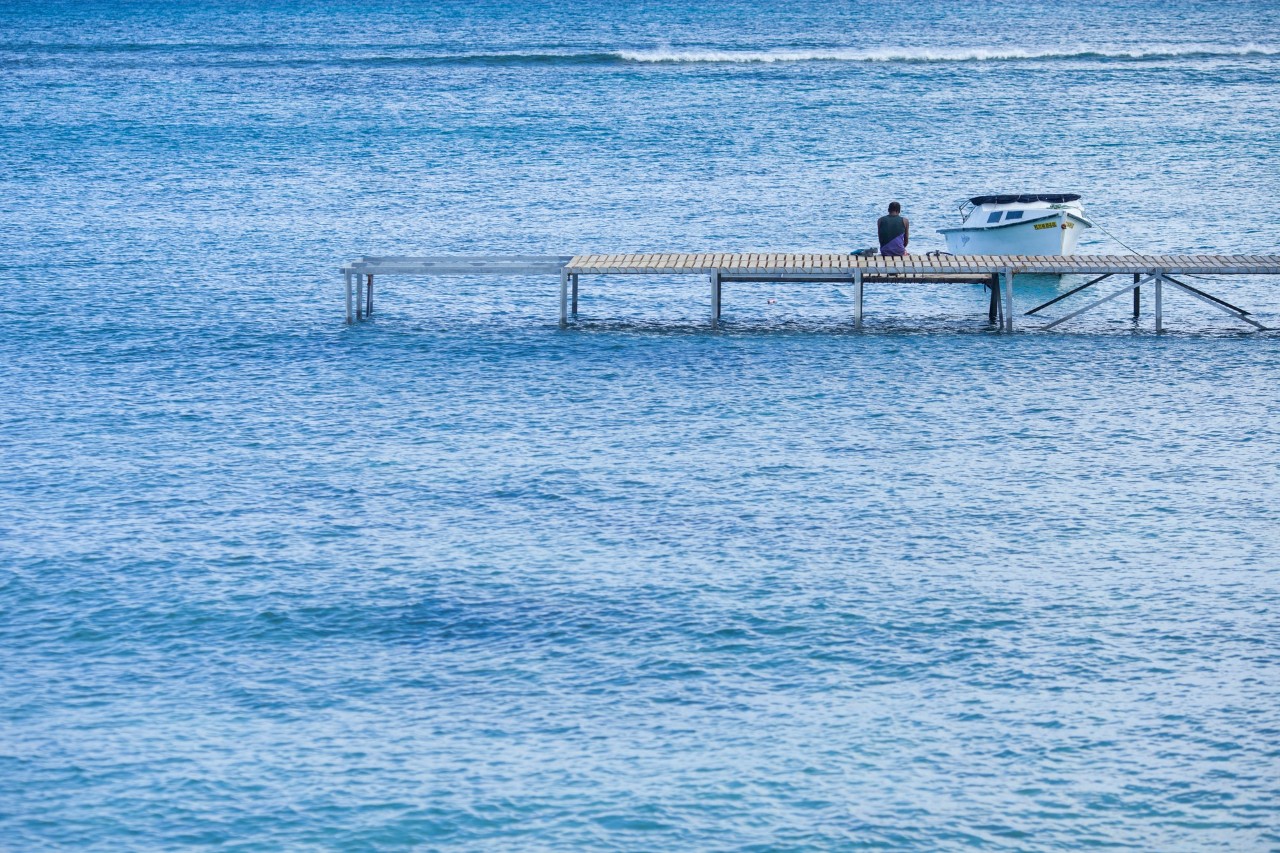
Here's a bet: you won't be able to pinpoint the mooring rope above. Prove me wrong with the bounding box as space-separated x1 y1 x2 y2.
1089 215 1144 255
1088 215 1211 280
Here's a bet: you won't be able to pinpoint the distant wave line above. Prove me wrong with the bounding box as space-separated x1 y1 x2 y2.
6 43 1278 67
613 44 1280 64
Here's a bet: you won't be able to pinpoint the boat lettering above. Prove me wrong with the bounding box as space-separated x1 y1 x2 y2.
1034 222 1056 230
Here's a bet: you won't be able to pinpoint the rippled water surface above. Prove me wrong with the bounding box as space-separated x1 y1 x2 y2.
3 0 1280 848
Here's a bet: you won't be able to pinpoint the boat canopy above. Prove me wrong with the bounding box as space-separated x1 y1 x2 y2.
968 193 1081 205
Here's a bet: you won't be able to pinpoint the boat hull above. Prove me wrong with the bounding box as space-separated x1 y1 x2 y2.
940 213 1088 256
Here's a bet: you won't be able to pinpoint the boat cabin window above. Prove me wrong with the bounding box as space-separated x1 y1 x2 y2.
1005 210 1024 220
986 212 1002 224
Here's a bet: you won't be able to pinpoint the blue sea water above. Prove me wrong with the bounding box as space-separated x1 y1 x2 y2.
3 0 1280 848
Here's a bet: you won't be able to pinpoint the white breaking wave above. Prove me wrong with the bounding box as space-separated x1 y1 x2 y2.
614 44 1280 64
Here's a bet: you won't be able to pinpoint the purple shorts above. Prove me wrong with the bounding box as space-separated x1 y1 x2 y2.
880 234 907 256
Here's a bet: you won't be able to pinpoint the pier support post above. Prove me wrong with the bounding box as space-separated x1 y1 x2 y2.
1154 273 1164 332
345 271 353 325
1002 268 1015 332
571 274 579 316
710 272 722 327
1133 273 1140 318
988 274 999 324
854 270 863 329
366 274 373 317
559 269 569 328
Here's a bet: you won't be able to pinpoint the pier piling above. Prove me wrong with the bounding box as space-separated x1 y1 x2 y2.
1002 269 1015 331
559 269 569 328
854 270 864 329
1155 275 1164 332
344 271 353 325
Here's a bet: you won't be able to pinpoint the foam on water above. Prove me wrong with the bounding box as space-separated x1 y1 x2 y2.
615 43 1280 64
10 43 1279 68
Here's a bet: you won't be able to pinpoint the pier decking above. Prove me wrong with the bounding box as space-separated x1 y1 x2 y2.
341 253 1280 332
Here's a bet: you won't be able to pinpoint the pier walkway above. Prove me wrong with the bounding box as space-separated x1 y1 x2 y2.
341 253 1280 332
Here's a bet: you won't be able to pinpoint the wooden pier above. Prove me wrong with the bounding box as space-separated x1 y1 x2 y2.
341 253 1280 332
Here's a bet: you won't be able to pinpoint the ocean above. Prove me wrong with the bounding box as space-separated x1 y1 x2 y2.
2 0 1280 848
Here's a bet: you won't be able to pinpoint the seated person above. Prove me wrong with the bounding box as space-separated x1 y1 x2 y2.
877 202 909 256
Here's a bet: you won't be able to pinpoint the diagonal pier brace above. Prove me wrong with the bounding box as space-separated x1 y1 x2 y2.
1042 274 1156 330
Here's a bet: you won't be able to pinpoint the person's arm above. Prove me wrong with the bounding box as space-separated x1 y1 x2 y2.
903 217 910 247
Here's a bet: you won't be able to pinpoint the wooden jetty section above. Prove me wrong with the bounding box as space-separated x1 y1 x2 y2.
341 253 1280 332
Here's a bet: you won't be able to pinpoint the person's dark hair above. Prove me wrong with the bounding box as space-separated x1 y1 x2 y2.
888 201 901 214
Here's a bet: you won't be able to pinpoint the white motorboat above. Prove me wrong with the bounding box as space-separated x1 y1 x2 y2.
938 193 1093 255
